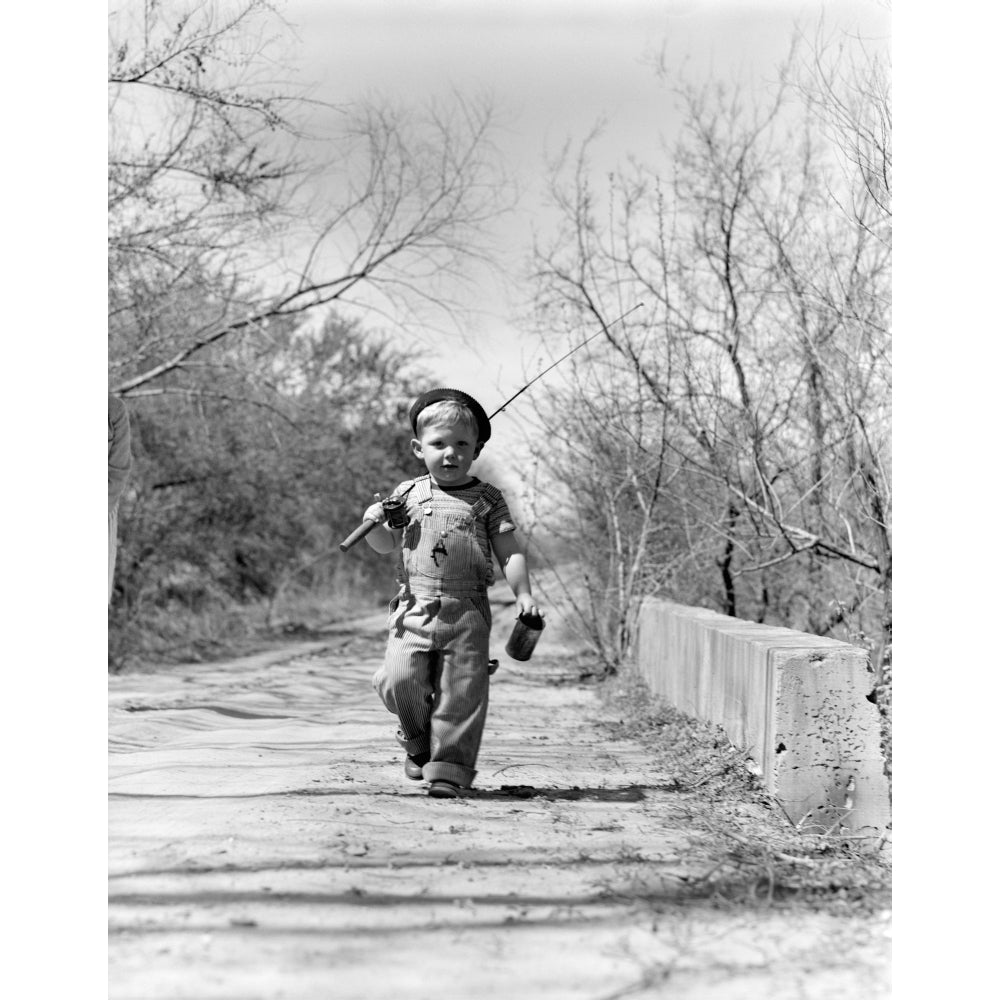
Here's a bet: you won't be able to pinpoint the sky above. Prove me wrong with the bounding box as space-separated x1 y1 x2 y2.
278 0 890 452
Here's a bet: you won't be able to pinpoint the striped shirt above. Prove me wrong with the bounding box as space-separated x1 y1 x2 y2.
430 478 516 556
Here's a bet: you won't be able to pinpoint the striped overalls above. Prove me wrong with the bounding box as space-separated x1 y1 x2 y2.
372 475 505 788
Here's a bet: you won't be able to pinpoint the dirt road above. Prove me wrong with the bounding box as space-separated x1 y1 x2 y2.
108 609 890 1000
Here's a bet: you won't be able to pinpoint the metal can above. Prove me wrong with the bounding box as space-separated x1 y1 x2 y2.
504 611 545 661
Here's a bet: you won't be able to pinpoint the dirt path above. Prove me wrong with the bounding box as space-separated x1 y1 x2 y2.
108 610 890 1000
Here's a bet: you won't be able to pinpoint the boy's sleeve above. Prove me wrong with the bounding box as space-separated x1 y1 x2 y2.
487 489 516 537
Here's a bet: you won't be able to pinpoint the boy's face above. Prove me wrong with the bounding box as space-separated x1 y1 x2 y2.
412 419 483 486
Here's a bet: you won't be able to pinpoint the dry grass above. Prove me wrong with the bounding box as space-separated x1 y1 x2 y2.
596 665 891 916
108 580 386 672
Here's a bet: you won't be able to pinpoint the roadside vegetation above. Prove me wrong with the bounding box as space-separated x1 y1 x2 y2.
519 33 891 766
597 661 891 915
108 0 507 668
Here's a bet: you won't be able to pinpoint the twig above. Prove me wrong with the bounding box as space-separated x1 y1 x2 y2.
489 763 558 776
719 828 820 867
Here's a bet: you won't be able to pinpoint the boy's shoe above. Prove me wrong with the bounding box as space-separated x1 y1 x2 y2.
428 780 461 799
404 754 429 781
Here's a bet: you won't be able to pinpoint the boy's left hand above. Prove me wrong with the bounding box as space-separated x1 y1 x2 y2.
515 594 541 619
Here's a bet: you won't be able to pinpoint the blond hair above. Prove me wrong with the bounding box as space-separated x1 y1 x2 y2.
415 399 480 439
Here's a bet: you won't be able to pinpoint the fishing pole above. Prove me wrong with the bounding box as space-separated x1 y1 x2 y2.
339 302 644 551
487 302 644 419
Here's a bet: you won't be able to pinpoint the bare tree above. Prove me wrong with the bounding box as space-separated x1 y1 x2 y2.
792 15 892 681
523 341 687 671
527 47 890 675
796 17 891 235
109 0 509 396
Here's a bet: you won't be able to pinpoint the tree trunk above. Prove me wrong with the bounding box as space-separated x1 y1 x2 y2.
718 504 739 617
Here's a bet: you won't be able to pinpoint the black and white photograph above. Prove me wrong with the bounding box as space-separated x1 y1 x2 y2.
105 1 897 996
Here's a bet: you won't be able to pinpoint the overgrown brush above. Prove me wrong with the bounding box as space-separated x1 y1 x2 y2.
108 580 387 672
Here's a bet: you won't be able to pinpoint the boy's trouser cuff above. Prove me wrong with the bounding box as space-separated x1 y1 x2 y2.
423 761 476 788
395 729 430 757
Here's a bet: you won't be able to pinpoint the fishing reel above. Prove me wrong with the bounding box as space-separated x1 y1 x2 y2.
339 492 409 551
380 495 409 530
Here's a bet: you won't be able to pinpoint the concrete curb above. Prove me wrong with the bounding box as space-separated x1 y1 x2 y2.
635 599 890 842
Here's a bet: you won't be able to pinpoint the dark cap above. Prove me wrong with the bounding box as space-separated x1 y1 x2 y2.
408 388 491 442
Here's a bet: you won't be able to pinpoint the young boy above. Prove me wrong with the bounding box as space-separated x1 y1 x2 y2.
362 387 540 799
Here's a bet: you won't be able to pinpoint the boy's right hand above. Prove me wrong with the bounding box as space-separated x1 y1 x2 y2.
363 501 386 524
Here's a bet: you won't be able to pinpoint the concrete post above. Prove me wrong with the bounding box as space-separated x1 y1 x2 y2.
635 599 890 841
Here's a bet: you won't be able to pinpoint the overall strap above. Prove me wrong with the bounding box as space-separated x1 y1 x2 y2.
409 475 433 505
